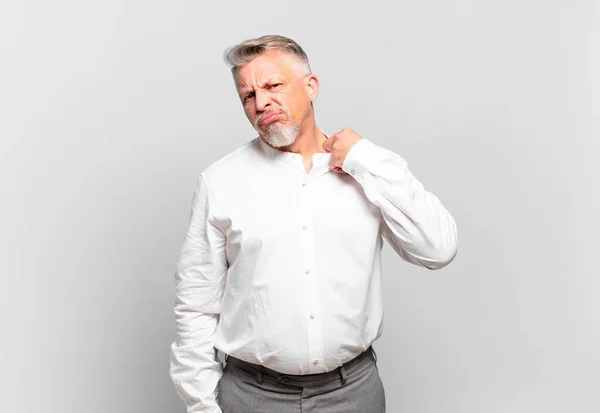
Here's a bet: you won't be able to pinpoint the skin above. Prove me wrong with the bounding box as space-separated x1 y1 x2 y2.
235 50 362 174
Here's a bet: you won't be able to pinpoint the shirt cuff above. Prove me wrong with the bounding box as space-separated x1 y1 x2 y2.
341 138 381 180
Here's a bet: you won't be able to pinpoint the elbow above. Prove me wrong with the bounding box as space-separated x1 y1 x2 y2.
425 240 458 270
424 217 458 270
424 246 457 270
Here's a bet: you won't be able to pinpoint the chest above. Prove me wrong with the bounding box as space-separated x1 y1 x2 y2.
212 170 381 248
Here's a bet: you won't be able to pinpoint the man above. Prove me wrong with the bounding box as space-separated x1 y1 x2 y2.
170 35 458 413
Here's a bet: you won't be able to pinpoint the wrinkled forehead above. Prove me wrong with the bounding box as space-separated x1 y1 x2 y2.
235 51 302 90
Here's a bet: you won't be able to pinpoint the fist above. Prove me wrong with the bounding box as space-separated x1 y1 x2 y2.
322 128 363 173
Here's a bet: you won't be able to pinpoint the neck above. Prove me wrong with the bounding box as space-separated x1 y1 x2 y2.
284 121 327 157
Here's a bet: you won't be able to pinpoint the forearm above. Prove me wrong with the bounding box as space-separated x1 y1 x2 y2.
342 139 458 269
170 311 223 413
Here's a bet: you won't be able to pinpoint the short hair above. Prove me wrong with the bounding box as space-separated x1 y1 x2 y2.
223 35 312 79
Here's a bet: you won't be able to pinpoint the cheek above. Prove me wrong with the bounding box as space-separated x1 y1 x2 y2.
280 93 304 117
290 97 311 120
270 94 285 108
244 107 255 122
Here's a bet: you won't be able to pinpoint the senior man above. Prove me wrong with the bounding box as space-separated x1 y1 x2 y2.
170 34 458 413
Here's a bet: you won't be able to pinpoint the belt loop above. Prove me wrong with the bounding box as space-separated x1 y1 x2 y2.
256 366 264 384
339 365 347 385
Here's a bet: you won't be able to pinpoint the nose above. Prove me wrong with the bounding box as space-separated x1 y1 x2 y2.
254 89 272 112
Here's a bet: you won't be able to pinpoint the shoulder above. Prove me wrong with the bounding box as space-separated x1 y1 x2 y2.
200 136 263 191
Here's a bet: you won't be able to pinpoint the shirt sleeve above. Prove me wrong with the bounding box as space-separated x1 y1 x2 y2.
170 173 228 413
341 139 458 270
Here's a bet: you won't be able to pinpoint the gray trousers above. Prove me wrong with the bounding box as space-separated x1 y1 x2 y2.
216 347 386 413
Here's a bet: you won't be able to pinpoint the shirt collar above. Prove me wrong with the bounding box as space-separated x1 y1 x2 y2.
256 129 331 160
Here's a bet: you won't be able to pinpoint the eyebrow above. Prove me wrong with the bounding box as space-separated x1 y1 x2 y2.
238 78 284 95
262 77 283 86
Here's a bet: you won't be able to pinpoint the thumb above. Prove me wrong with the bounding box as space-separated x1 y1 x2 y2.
322 136 334 152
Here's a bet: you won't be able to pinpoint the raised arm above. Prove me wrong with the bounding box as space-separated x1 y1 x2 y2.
327 131 458 270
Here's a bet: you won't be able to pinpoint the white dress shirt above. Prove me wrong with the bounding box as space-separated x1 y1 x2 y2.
170 134 458 412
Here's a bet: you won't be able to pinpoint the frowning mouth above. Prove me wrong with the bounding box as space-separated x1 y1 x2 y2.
258 112 282 127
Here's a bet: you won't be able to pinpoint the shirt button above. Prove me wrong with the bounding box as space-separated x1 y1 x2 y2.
302 183 307 187
350 169 356 175
313 359 319 365
302 225 308 230
305 269 311 274
310 314 315 319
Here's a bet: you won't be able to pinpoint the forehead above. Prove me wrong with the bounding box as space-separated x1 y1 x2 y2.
236 50 299 90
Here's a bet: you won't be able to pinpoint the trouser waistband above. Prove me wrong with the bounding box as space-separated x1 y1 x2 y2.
225 347 377 387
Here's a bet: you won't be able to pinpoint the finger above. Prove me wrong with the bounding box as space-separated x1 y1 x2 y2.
322 137 333 152
328 155 342 171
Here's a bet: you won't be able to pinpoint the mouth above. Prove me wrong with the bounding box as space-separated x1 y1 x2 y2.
259 112 282 127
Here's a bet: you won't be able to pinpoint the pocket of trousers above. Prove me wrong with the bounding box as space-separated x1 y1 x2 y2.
215 376 222 405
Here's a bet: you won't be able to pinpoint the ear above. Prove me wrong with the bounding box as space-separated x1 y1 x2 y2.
304 74 319 103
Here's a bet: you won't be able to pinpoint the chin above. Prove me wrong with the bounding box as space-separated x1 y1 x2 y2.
264 123 299 148
266 135 297 148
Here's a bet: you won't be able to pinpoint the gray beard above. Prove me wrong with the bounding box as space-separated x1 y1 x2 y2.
264 123 300 148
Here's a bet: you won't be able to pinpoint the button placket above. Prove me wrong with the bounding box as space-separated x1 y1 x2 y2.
297 178 324 373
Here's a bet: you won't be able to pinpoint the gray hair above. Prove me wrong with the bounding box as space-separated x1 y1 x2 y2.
223 35 312 79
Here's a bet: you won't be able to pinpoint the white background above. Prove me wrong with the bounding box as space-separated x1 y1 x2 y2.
1 1 598 412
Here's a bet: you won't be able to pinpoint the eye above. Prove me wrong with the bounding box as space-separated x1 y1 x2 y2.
243 92 255 103
270 83 283 89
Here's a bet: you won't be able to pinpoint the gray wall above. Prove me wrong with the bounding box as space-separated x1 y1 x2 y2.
1 1 598 412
